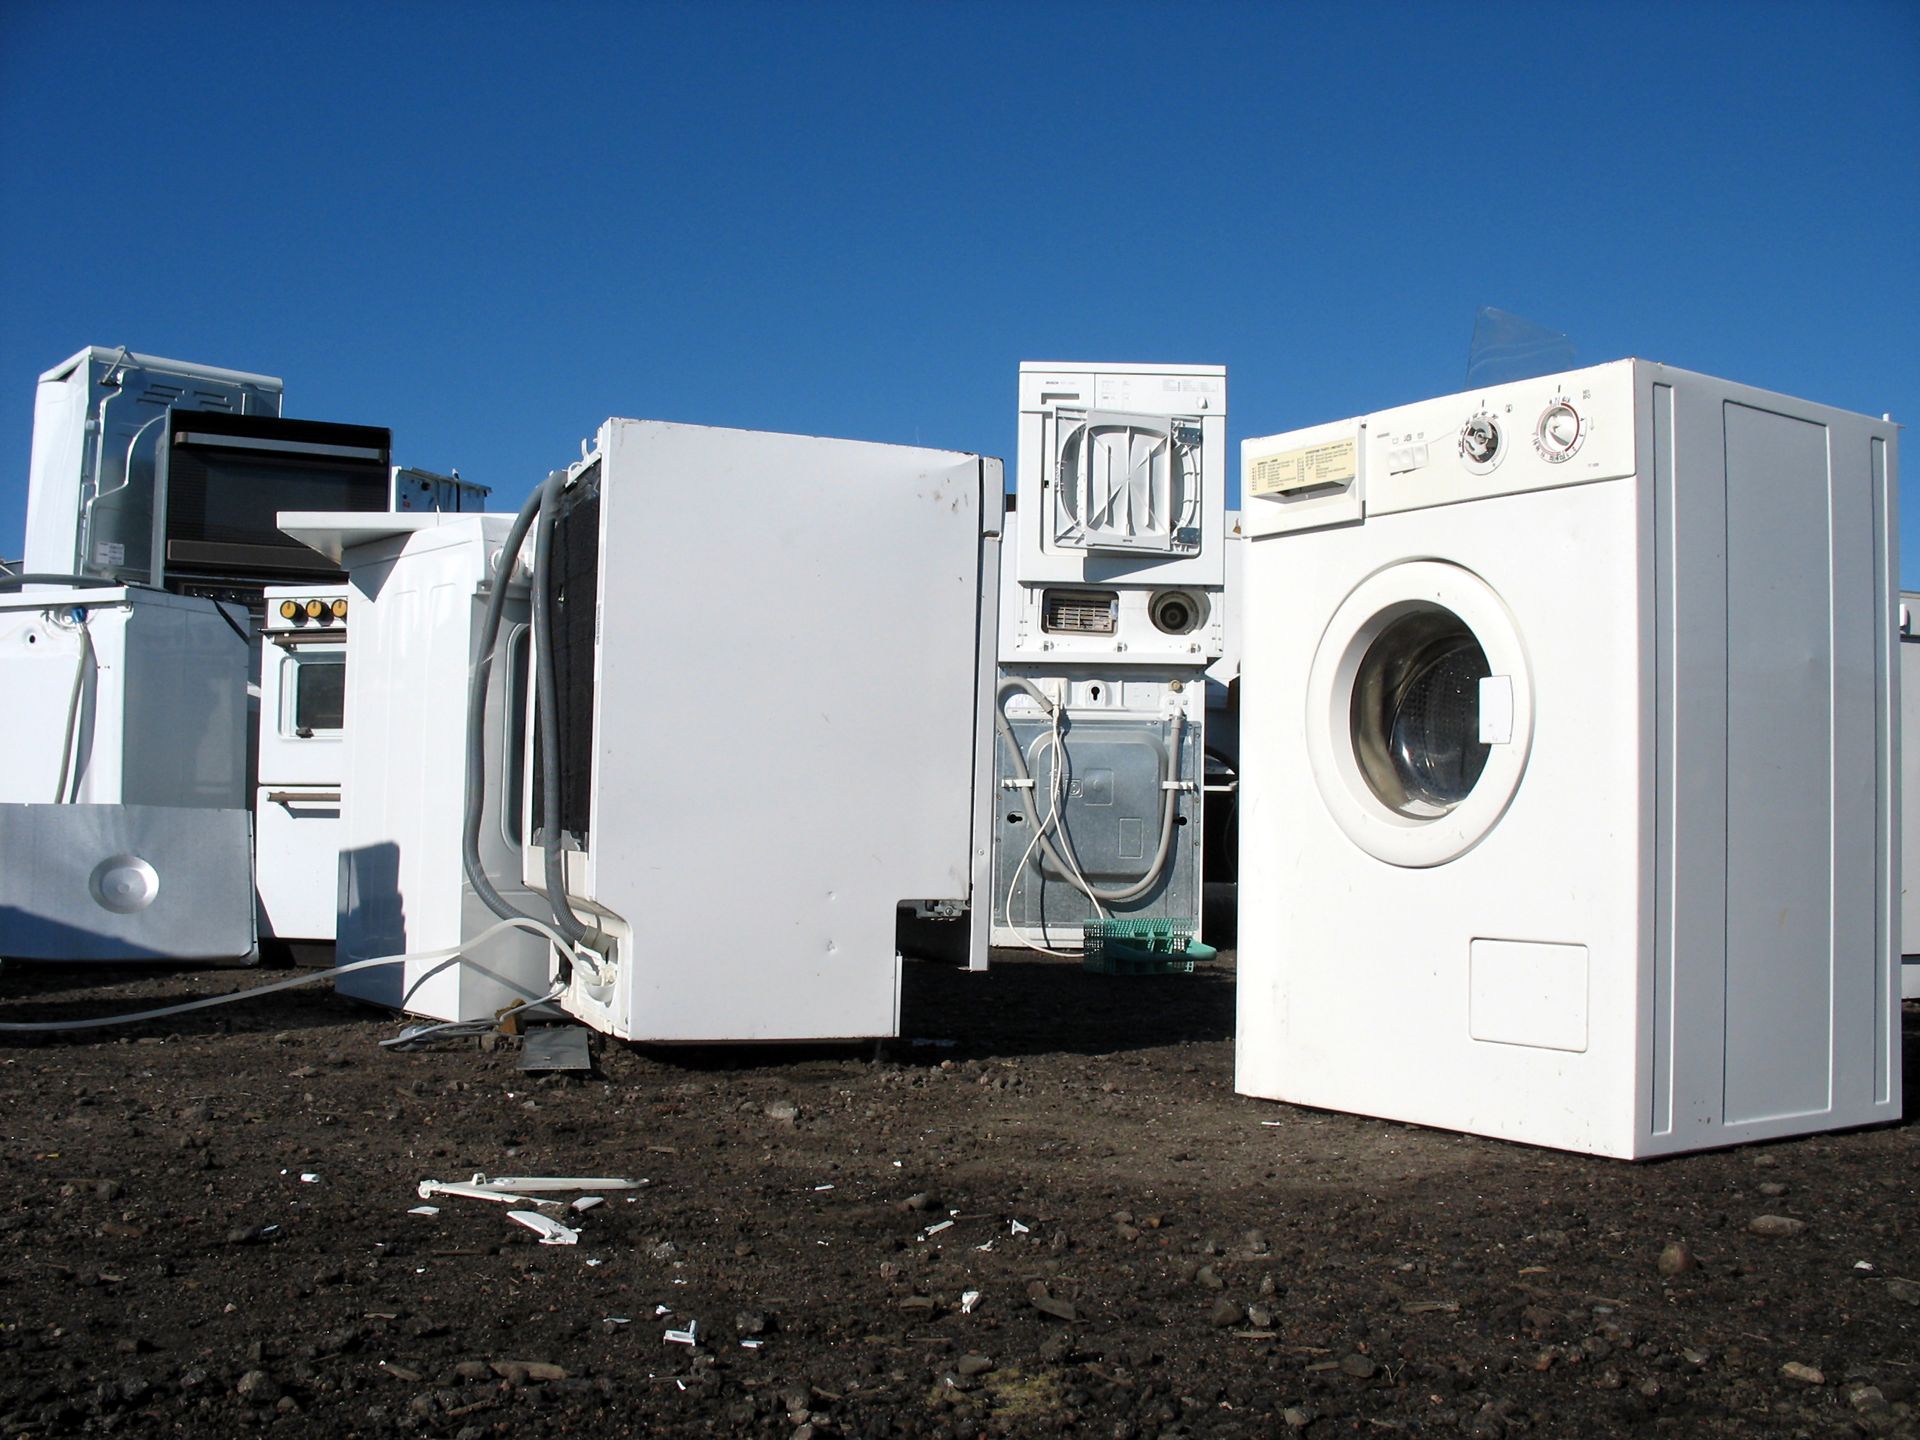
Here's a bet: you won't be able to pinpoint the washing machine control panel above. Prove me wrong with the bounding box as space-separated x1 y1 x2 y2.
1245 362 1639 537
1364 362 1636 518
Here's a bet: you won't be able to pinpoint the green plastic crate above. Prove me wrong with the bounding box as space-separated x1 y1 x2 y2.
1082 918 1217 975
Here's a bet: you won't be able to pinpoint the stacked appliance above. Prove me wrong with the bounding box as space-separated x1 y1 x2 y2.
253 585 351 946
280 513 554 1022
23 346 390 614
992 362 1227 950
516 420 1002 1043
2 345 331 962
391 466 491 514
1236 361 1901 1157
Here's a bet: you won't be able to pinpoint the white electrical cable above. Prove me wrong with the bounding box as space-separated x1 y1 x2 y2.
1000 687 1108 957
1041 706 1109 921
0 916 586 1033
51 610 96 804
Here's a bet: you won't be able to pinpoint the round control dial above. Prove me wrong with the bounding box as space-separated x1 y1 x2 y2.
1458 412 1503 473
1534 400 1583 462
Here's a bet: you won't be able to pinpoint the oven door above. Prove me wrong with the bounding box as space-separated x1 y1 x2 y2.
257 631 347 787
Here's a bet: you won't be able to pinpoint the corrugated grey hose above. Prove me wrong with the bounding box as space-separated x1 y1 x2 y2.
530 470 598 947
461 485 549 933
994 676 1185 904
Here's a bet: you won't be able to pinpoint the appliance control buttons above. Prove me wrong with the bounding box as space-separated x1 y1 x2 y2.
1386 442 1431 474
1534 400 1583 462
1458 413 1503 474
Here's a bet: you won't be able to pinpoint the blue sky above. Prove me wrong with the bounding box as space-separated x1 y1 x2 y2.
3 2 1916 573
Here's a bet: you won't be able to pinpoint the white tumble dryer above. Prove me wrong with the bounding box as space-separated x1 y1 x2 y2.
1236 360 1901 1158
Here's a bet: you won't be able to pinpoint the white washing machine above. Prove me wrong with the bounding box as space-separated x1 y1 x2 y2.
1237 360 1901 1158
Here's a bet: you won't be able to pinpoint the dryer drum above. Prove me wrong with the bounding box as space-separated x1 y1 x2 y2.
1349 605 1491 815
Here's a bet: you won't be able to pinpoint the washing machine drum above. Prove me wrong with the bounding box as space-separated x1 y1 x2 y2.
1352 611 1492 814
1307 562 1533 868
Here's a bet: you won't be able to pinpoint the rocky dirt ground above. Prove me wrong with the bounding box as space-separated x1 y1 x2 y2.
0 950 1915 1439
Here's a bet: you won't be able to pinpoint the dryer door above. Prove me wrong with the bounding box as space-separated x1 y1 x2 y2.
1306 561 1532 867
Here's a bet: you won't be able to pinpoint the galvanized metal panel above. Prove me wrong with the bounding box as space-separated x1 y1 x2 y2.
0 803 254 960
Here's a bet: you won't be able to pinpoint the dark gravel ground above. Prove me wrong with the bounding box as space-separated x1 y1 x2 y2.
0 950 1916 1439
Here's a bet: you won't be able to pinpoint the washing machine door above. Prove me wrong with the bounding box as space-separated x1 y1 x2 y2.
1306 561 1533 867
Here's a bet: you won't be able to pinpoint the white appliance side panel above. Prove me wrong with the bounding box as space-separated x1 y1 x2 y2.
0 601 116 803
121 597 248 809
1236 478 1647 1157
1718 400 1840 1122
1903 596 1920 996
1643 366 1900 1150
336 545 485 1004
22 364 89 576
589 422 989 1040
332 519 560 1020
254 791 343 940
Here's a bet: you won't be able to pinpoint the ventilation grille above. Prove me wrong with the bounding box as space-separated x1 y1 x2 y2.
1042 589 1118 634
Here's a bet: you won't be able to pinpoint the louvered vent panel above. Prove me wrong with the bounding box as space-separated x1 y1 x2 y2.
1042 589 1118 634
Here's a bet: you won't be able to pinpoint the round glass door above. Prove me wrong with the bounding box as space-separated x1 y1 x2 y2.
1306 562 1532 867
1351 606 1491 816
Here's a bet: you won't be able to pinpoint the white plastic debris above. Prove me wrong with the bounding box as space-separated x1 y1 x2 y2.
417 1178 538 1206
741 1338 766 1350
585 1257 603 1267
1855 1260 1876 1272
1010 1219 1031 1236
961 1290 982 1314
974 1239 995 1252
507 1210 580 1245
300 1173 320 1184
813 1184 835 1192
479 1173 644 1192
605 1316 632 1325
924 1220 954 1237
655 1305 673 1317
663 1319 699 1345
571 1195 606 1213
408 1205 440 1217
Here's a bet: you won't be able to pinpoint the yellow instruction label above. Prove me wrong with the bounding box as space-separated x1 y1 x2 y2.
1249 438 1357 497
